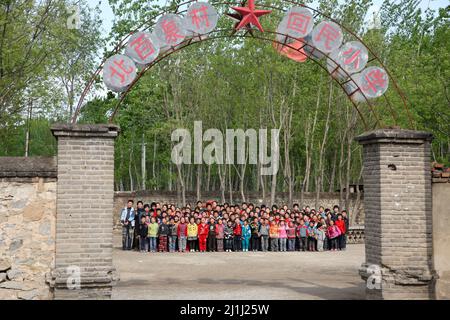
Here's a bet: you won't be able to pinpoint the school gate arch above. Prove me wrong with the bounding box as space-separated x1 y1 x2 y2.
48 1 437 299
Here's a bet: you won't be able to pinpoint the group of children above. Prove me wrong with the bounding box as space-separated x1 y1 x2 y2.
120 200 350 253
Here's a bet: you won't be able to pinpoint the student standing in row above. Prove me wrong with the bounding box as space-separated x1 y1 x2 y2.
168 218 177 253
158 218 169 252
259 219 270 252
233 220 242 252
250 219 259 252
287 222 296 251
269 221 279 252
241 220 251 252
216 219 225 252
278 220 287 252
224 221 234 252
187 217 198 252
148 217 159 253
177 217 188 252
138 215 148 253
198 218 209 252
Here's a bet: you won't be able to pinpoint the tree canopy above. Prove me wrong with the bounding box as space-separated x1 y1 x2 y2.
0 0 448 208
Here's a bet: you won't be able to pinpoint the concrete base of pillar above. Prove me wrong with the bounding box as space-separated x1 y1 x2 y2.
360 263 435 300
47 266 119 300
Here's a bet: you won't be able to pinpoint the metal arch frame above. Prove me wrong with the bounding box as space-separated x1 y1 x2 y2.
72 0 415 129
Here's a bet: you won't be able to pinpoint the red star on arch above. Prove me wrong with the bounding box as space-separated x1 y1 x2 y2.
229 0 272 33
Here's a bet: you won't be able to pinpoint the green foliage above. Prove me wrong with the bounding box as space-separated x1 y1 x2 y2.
0 0 448 196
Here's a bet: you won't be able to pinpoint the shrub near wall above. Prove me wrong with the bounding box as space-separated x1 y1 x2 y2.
0 157 56 300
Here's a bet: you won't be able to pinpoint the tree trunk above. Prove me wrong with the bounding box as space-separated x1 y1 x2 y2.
316 79 332 208
176 163 186 205
270 171 277 206
229 165 233 204
24 100 32 157
129 147 134 191
152 133 157 186
141 133 146 190
206 165 211 192
329 151 337 192
196 165 202 201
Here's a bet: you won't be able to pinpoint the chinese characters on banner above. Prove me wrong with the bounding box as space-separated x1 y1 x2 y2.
277 7 314 41
125 32 160 66
184 2 218 35
101 3 389 100
343 67 389 103
154 14 187 48
103 54 137 92
311 21 343 53
339 41 368 74
359 66 389 98
327 41 369 80
275 7 313 63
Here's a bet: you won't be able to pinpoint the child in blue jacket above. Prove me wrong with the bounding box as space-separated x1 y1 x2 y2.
241 220 252 252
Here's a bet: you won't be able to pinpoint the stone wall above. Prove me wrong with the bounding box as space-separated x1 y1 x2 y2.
113 190 365 227
0 157 57 300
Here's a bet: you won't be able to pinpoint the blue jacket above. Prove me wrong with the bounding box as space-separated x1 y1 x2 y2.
242 225 251 239
120 207 135 227
307 226 316 237
297 225 308 238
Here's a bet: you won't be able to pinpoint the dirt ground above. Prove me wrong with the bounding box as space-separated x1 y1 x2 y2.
112 231 366 300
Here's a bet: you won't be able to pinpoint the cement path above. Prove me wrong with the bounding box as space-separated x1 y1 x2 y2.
112 232 365 300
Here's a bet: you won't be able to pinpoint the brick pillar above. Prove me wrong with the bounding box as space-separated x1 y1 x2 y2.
49 124 120 300
356 129 436 299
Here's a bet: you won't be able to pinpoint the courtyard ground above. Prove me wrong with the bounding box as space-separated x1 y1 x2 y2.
112 231 366 300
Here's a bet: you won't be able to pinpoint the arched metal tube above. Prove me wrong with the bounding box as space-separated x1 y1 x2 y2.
72 0 414 129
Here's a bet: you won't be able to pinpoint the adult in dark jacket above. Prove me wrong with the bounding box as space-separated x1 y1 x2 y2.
207 218 217 252
133 201 145 250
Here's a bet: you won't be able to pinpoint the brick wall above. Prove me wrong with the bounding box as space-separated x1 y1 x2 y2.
356 129 435 300
48 124 119 300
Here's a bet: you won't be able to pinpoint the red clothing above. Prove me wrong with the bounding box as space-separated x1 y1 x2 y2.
198 223 209 237
335 220 346 234
198 223 209 251
233 223 242 236
198 236 207 251
177 223 188 237
215 224 224 239
287 227 296 239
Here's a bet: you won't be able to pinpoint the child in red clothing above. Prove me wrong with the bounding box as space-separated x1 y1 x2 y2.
197 217 209 252
335 214 347 251
233 220 242 251
286 222 296 251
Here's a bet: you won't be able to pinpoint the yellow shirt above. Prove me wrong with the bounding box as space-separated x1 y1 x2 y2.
187 223 198 237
